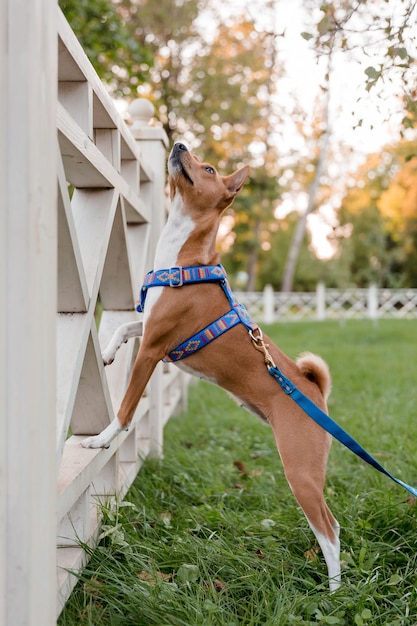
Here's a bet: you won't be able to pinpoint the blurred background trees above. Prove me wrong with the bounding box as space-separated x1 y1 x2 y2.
60 0 417 291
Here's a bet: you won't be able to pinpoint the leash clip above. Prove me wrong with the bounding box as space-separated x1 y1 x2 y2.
249 328 276 369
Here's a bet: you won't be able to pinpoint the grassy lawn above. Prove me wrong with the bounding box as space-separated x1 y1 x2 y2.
59 319 417 625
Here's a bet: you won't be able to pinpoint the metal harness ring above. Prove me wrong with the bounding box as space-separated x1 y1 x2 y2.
249 327 276 369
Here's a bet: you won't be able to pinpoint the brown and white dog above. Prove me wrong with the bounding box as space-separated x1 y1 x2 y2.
82 142 340 591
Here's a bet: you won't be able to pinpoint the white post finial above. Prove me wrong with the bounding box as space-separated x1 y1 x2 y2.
129 98 155 130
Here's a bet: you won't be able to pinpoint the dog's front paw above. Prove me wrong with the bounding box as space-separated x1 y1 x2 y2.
102 349 116 366
101 337 120 365
81 419 123 449
81 434 111 449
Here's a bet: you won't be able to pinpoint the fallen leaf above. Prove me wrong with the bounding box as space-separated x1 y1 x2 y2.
137 570 172 583
233 460 247 475
304 546 319 560
205 578 227 593
159 512 172 528
249 469 264 478
83 577 103 596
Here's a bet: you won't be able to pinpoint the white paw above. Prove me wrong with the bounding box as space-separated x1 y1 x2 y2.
102 335 122 365
81 418 123 448
102 348 116 366
81 434 111 449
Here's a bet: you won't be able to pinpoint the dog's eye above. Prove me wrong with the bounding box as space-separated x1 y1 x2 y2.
205 166 215 175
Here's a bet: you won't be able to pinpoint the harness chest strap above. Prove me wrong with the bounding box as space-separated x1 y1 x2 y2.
164 303 255 362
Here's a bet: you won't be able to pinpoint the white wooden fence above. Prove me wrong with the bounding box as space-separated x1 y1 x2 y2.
2 4 188 624
237 283 417 323
56 8 190 617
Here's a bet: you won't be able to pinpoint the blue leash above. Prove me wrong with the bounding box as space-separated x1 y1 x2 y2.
268 361 417 498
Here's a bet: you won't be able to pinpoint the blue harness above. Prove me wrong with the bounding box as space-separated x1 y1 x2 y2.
136 264 417 498
136 264 258 362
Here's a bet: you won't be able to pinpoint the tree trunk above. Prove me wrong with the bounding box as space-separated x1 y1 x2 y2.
246 218 260 291
281 64 333 293
280 124 330 292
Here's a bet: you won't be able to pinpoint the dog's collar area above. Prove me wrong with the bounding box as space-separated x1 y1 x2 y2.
136 265 228 312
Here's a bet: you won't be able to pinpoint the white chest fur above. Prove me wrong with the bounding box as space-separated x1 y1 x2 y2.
143 194 195 328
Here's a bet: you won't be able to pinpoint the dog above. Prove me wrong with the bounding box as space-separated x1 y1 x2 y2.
82 142 340 591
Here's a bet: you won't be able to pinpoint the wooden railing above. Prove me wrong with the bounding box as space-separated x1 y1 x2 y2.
237 284 417 323
55 8 187 616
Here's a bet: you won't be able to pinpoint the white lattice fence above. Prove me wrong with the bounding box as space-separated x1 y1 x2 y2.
237 284 417 323
55 8 187 616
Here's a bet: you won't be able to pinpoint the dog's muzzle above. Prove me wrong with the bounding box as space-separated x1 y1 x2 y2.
169 142 193 185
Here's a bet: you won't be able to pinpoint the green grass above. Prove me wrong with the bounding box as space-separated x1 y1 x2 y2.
59 319 417 625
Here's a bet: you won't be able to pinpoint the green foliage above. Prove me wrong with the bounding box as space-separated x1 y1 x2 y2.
59 0 153 96
254 212 325 291
117 0 205 128
333 142 417 288
302 0 416 96
59 320 417 625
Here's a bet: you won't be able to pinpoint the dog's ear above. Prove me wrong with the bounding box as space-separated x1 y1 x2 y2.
224 165 250 195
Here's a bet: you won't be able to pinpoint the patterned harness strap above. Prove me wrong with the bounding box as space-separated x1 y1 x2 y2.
135 264 258 362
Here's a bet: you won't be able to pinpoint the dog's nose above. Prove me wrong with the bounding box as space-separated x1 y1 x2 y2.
175 142 188 152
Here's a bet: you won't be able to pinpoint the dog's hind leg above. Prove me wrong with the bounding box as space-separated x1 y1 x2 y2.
284 466 341 590
272 420 341 591
102 321 143 365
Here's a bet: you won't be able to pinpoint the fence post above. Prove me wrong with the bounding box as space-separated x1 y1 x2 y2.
368 283 378 320
0 0 57 624
129 99 169 458
316 282 326 320
263 284 275 324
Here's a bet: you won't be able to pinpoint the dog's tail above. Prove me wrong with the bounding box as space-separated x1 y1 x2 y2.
296 352 331 401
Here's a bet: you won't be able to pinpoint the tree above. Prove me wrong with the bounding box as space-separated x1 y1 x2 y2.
257 211 327 291
332 142 417 287
280 84 332 291
59 0 153 95
301 0 417 130
378 143 417 286
278 0 417 290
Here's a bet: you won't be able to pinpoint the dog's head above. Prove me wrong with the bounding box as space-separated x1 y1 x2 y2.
168 143 249 214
